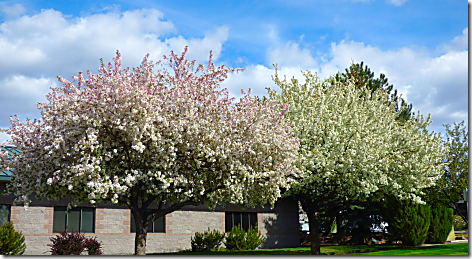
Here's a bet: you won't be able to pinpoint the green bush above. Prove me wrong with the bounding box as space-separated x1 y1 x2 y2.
191 228 225 252
0 221 26 255
245 226 265 250
224 225 247 251
426 204 454 244
224 225 265 251
381 197 431 246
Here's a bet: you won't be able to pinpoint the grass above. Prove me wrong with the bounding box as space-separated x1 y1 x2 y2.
147 243 468 255
360 242 468 255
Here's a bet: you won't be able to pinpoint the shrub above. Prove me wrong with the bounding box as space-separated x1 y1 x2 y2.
191 231 205 252
48 229 103 255
191 228 224 252
0 221 26 255
84 236 103 255
426 204 454 244
224 225 265 251
245 226 265 250
381 197 431 246
224 225 247 251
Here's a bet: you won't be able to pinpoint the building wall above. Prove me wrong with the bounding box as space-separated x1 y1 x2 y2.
11 206 53 255
257 197 301 248
7 197 300 255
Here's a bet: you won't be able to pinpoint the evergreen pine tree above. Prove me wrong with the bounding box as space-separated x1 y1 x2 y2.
426 204 454 244
0 221 26 255
381 197 431 246
333 61 413 122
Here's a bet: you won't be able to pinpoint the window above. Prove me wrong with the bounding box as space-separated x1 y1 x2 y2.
0 205 10 226
130 213 165 233
225 212 257 232
53 207 95 233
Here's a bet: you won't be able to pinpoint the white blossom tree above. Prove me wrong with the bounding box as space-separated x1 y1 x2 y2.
0 48 300 255
267 69 448 255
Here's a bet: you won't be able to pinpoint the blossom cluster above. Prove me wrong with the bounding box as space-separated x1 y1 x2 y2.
268 70 448 203
0 47 300 208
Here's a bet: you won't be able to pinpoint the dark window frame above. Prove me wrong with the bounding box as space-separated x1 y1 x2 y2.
130 213 165 233
0 204 11 226
53 206 95 233
225 211 257 232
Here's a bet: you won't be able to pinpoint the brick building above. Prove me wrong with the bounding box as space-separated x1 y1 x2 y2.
0 146 300 255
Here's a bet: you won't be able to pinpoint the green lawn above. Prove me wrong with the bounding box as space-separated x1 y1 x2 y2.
360 243 468 255
147 243 468 255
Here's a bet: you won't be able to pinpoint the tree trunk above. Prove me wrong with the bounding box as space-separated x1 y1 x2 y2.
133 211 148 255
135 231 147 255
307 212 321 255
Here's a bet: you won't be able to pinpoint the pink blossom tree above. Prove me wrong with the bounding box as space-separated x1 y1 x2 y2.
0 48 300 255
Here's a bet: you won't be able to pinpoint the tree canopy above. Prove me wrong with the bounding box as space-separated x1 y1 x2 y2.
332 61 412 122
0 48 300 254
268 68 448 254
425 121 468 224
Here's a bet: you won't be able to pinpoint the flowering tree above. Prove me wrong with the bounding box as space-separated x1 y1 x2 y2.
268 69 447 255
425 121 468 224
0 48 300 255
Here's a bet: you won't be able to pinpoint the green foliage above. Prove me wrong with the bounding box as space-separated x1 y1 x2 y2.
425 121 468 225
330 201 385 245
381 197 431 246
191 228 225 252
426 204 454 244
245 225 266 250
331 61 412 122
0 221 26 255
48 229 103 255
322 62 414 246
224 225 247 251
453 215 467 231
224 225 265 251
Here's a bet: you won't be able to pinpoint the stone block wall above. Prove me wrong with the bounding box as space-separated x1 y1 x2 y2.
9 202 298 255
95 208 130 234
11 206 53 255
166 211 225 234
11 206 52 235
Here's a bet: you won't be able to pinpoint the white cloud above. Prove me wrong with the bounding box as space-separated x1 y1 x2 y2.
0 8 229 78
439 28 468 53
1 3 26 17
317 37 468 134
0 75 54 120
225 28 467 136
343 0 408 6
222 64 274 100
0 7 230 128
163 25 229 62
386 0 408 6
0 132 10 144
267 42 317 68
221 63 319 102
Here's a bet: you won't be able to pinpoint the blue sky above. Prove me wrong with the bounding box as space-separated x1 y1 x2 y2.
0 0 468 143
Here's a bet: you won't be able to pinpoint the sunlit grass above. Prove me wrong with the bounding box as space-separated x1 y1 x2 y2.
148 244 402 255
360 242 468 255
147 243 468 255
